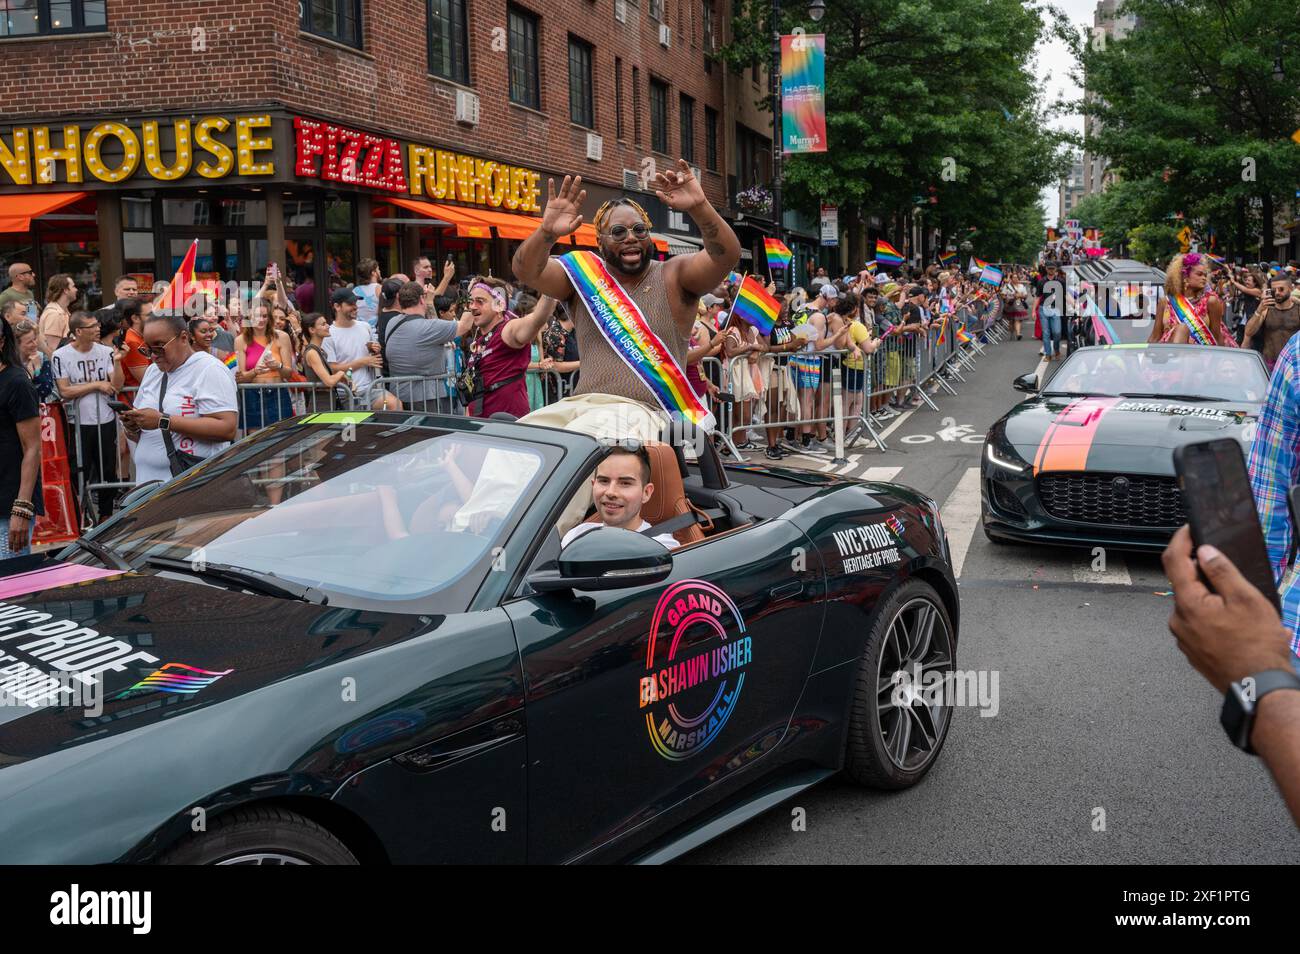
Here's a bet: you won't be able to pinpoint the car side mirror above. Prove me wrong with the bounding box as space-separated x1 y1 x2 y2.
1013 372 1039 393
527 527 673 593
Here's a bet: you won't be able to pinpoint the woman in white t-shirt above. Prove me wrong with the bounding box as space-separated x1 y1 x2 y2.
120 313 238 486
52 312 125 517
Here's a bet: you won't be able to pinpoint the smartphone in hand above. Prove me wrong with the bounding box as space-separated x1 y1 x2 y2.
108 399 131 414
1173 438 1281 612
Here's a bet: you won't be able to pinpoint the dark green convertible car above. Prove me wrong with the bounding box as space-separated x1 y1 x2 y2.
0 411 958 864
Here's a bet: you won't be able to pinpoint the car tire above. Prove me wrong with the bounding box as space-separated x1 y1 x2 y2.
156 805 358 865
844 579 956 790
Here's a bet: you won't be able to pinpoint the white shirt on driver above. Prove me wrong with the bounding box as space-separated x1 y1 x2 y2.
561 519 681 551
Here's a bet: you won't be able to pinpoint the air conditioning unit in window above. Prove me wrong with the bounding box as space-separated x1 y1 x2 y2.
586 133 604 162
614 0 627 23
623 168 641 191
455 89 480 126
660 24 671 47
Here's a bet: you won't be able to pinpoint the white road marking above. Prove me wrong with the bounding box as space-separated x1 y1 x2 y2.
873 406 918 443
863 466 903 482
835 453 862 475
940 467 983 579
1033 356 1050 388
1071 550 1132 585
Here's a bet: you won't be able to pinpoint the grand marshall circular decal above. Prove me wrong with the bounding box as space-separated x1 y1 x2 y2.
639 580 750 760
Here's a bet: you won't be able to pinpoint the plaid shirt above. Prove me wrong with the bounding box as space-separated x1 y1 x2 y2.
1247 332 1300 657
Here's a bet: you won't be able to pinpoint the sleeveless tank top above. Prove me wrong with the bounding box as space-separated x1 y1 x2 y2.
569 259 688 405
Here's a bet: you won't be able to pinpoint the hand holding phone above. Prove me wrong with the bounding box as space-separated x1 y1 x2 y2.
108 399 131 414
1173 438 1281 612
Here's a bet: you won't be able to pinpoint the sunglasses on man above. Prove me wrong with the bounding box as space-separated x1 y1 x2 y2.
605 224 650 242
138 332 181 358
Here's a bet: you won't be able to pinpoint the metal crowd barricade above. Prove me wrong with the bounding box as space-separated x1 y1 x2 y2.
235 380 354 436
365 372 459 414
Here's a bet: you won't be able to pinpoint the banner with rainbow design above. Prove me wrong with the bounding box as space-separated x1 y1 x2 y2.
780 34 827 154
558 251 715 430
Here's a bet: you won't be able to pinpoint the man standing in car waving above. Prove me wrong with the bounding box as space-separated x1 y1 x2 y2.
511 160 741 443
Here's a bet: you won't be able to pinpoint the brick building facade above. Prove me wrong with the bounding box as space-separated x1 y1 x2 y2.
0 0 763 308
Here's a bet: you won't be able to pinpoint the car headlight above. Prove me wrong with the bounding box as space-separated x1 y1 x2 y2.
985 440 1030 475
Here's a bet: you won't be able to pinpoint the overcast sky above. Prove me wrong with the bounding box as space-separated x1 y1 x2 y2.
1033 0 1097 224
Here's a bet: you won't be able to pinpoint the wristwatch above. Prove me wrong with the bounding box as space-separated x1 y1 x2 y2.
159 414 171 432
1221 669 1300 754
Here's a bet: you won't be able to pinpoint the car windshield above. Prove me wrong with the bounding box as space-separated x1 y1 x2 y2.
1043 347 1268 402
80 418 550 611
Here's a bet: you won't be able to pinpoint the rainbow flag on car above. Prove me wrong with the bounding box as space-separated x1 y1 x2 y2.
874 240 904 267
764 238 793 270
730 275 779 335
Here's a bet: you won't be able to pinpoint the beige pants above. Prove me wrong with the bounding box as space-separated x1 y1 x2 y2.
451 394 669 535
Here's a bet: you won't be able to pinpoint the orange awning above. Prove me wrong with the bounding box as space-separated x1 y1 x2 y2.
0 192 88 233
465 207 545 241
389 197 494 240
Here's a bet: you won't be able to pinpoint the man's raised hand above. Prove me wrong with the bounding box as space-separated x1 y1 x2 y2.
652 159 706 212
541 176 587 239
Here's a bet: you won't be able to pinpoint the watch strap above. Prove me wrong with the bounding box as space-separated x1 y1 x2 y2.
1223 668 1300 754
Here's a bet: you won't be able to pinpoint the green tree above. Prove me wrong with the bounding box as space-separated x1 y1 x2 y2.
721 0 1069 264
1078 0 1300 261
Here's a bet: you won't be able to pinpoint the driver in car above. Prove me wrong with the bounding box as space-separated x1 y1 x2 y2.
561 445 681 551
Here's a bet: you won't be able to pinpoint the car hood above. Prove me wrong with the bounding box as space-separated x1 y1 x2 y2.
1000 395 1259 474
0 560 437 765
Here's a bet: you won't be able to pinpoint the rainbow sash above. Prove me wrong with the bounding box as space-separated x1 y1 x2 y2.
558 251 715 431
1167 293 1216 346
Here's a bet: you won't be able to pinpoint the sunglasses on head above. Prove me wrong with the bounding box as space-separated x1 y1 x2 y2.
606 224 650 242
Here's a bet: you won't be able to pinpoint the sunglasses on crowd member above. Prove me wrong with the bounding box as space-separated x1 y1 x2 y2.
605 224 651 241
138 332 181 358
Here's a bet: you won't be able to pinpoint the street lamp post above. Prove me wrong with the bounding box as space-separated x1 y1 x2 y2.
770 0 784 289
770 0 826 290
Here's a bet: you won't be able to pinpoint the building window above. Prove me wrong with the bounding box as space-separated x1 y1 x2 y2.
649 0 663 20
568 36 594 128
702 0 715 71
508 6 540 110
650 78 669 155
0 0 105 36
427 0 469 84
679 94 695 163
615 58 625 140
705 106 718 171
300 0 363 48
632 67 642 146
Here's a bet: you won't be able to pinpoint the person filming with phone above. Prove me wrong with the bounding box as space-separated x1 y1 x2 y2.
1242 272 1298 371
119 312 237 485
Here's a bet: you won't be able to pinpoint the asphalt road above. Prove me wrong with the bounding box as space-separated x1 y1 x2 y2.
683 330 1300 863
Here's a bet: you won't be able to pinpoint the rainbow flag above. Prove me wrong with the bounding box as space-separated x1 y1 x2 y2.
764 238 793 270
971 257 988 271
939 251 958 268
117 662 233 698
1166 293 1217 346
154 238 198 313
731 275 779 335
956 324 972 345
935 316 948 345
222 352 238 370
863 260 878 275
874 240 904 267
1207 254 1227 268
558 251 715 429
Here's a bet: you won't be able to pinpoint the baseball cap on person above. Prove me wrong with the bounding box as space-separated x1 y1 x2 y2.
701 294 726 307
330 286 362 306
907 285 927 298
820 284 839 299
